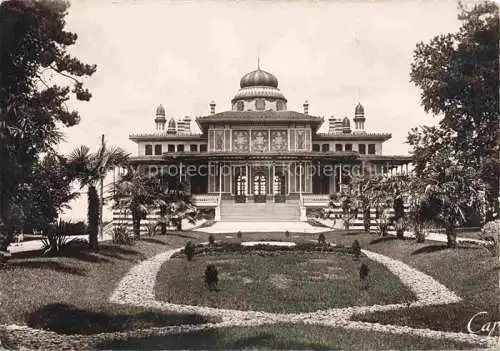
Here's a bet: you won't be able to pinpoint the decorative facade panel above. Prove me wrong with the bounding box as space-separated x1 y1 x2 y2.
208 130 214 151
232 130 250 152
224 129 231 151
250 130 269 152
289 128 295 152
295 129 306 150
214 130 225 151
270 130 288 152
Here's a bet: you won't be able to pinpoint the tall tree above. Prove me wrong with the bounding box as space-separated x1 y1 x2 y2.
409 1 499 216
20 154 77 233
0 0 95 250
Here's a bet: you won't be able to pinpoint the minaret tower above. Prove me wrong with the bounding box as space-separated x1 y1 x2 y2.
155 104 166 131
353 102 365 132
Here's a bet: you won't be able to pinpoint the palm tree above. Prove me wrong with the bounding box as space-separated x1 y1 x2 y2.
416 165 488 248
68 142 129 250
155 174 197 231
113 168 157 239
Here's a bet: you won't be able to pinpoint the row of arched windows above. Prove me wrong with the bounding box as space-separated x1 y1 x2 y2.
235 99 285 111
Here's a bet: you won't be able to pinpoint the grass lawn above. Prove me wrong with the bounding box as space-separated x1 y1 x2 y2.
0 232 214 334
96 323 479 350
156 250 415 313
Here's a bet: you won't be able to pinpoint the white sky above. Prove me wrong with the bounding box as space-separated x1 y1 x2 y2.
57 0 464 220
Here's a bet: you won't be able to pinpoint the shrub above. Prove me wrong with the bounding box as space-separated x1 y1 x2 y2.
351 240 361 259
204 264 218 291
184 241 195 261
479 219 500 257
0 250 12 266
61 238 89 252
284 230 290 238
64 221 86 236
413 223 426 243
237 231 242 239
208 234 215 245
113 224 134 245
42 220 70 255
318 233 326 245
360 263 369 281
145 222 158 237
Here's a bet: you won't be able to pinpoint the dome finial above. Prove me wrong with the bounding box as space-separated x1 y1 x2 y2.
257 56 260 70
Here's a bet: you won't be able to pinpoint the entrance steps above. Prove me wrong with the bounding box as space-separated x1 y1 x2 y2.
220 200 300 222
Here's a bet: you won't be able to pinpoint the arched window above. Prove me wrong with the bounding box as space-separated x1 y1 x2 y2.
253 173 266 195
236 175 246 195
273 173 285 195
236 101 244 111
276 100 284 111
255 99 265 110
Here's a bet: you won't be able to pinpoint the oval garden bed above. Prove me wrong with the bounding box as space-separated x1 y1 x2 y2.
155 242 416 313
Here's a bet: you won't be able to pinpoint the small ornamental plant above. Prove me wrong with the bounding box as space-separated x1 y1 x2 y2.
318 233 326 245
359 263 369 289
351 240 361 260
205 264 219 291
208 234 215 246
237 231 242 239
285 230 290 238
184 241 195 261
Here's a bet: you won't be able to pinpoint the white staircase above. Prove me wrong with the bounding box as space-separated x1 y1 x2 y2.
220 200 301 222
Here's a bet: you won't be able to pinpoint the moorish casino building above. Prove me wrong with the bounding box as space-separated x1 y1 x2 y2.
126 66 411 222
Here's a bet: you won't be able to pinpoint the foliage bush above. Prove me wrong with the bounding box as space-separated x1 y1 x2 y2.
479 219 500 257
174 241 353 258
61 238 89 251
359 263 370 281
184 241 195 261
208 234 215 246
413 223 427 243
204 264 218 291
41 220 70 255
351 240 361 259
112 224 134 245
145 222 158 237
64 221 86 236
317 233 326 245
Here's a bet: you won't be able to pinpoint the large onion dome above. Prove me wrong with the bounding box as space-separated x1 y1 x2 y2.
232 66 287 110
240 68 278 88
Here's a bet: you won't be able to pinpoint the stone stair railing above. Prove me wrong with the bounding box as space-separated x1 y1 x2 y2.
301 194 331 207
191 194 219 207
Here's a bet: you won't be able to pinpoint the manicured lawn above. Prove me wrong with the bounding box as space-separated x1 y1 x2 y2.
156 250 415 313
96 323 479 350
0 232 214 334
